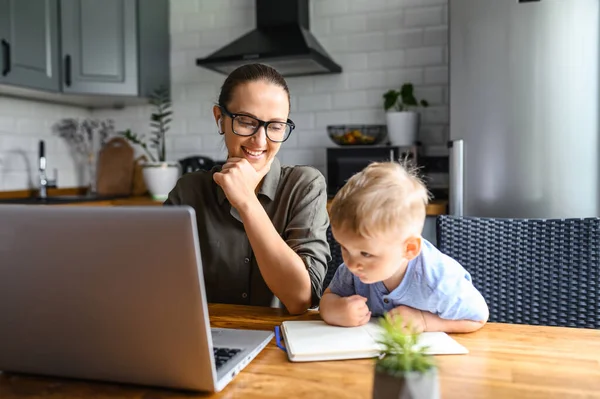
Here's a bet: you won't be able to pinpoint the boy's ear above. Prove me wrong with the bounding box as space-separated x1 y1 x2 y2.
403 235 422 261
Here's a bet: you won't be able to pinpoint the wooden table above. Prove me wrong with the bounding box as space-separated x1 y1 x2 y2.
1 304 599 399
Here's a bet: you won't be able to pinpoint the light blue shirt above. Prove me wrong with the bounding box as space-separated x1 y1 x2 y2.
328 239 488 321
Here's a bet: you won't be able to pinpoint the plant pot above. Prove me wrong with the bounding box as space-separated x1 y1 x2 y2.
385 111 420 146
141 161 180 201
372 368 439 399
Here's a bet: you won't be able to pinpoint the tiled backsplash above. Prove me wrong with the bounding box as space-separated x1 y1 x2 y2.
0 97 92 190
0 0 449 192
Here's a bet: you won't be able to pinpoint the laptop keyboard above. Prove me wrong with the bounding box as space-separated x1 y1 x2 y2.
213 347 242 370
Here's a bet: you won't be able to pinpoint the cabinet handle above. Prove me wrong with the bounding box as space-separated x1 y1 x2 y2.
1 39 10 76
65 55 72 87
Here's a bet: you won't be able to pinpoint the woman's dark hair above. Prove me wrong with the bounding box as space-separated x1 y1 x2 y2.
217 63 290 110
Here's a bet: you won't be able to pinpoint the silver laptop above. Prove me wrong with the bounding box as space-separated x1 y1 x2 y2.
0 205 273 392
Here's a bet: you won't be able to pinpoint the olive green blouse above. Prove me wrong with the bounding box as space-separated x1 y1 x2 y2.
164 157 331 308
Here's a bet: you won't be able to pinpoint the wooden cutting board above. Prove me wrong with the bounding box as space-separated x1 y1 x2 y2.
96 137 134 196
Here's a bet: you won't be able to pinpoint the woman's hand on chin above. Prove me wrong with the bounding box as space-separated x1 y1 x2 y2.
213 157 273 210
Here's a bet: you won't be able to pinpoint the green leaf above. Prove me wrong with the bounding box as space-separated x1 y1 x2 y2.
400 83 418 107
383 90 400 111
400 83 414 98
374 312 436 375
136 85 173 161
383 83 428 111
120 129 146 146
403 96 418 106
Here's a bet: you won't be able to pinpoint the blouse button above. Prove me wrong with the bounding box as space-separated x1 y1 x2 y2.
241 292 248 299
244 257 250 264
383 298 389 304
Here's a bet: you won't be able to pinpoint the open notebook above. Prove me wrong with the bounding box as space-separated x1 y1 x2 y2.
280 320 469 362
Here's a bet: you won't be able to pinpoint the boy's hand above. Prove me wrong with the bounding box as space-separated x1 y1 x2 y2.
389 305 427 333
340 295 371 327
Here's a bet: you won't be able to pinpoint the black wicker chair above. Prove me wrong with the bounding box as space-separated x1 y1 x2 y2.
436 215 600 329
323 225 343 292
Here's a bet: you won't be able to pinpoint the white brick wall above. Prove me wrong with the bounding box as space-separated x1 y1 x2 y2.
0 0 449 191
0 97 92 191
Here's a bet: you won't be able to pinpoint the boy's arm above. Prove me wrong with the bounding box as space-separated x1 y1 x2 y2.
320 288 348 325
423 311 487 333
390 252 490 333
427 254 489 332
320 265 371 327
432 276 489 332
390 305 488 333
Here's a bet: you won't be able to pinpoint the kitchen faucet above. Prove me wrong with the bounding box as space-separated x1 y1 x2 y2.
38 140 57 199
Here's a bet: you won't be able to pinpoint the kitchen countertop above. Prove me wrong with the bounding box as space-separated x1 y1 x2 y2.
0 187 447 215
106 197 448 216
0 187 163 206
105 196 164 206
327 199 447 216
0 186 103 199
426 200 448 216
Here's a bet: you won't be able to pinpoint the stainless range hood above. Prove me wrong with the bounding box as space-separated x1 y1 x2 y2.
195 0 342 77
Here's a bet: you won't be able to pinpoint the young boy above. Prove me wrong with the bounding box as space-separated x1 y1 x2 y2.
320 161 488 333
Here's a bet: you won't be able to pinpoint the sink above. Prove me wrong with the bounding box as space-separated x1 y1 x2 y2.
0 194 126 205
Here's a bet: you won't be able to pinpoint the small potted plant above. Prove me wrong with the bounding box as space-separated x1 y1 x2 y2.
372 313 439 399
383 83 429 146
122 86 179 200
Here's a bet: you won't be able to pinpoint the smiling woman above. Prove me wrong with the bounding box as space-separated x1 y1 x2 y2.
164 64 331 315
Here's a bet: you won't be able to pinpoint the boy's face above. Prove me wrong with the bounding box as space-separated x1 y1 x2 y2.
332 225 421 286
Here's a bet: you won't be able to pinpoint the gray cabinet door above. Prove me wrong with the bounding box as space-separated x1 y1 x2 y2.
0 0 60 92
60 0 138 96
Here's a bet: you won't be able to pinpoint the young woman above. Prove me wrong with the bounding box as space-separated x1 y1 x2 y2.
165 63 331 315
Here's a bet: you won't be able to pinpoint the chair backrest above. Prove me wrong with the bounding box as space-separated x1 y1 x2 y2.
436 215 600 329
179 156 215 174
323 225 343 292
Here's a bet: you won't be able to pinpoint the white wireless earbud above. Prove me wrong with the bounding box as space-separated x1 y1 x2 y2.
218 118 224 135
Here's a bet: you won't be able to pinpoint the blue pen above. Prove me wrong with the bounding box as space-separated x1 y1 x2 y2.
274 326 287 352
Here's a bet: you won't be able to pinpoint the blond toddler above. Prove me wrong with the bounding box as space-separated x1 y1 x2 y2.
320 162 488 333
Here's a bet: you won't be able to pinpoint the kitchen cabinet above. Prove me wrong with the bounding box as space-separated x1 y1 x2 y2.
60 0 138 95
60 0 168 98
0 0 169 107
0 0 60 92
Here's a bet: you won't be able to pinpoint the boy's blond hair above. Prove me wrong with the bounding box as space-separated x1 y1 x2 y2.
329 161 430 239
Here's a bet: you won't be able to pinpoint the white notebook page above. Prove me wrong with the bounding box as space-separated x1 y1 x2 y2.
281 320 468 362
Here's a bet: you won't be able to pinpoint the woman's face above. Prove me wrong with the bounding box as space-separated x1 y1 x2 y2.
213 80 290 171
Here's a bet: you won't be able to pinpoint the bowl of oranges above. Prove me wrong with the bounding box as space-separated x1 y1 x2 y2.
327 125 388 146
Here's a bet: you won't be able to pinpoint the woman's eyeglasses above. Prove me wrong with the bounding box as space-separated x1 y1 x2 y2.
220 106 295 143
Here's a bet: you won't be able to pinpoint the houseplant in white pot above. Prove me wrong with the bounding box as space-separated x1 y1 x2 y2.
383 83 429 146
372 313 439 399
122 86 179 201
